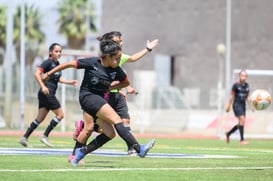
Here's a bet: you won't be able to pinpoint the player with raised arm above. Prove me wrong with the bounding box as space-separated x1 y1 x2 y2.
44 40 155 166
71 31 158 158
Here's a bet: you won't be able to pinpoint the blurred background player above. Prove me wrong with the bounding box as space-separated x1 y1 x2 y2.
19 43 78 148
225 69 251 144
72 31 159 155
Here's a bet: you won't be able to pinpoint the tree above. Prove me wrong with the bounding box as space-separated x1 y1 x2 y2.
0 6 7 66
0 6 7 49
57 0 96 49
13 4 45 65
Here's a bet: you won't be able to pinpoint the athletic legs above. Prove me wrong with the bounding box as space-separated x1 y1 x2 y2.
226 115 248 144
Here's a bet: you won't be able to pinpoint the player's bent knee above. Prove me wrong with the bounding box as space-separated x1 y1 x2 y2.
122 119 130 125
82 124 93 135
105 130 116 139
57 114 64 120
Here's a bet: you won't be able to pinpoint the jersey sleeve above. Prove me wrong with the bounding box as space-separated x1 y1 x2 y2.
231 83 237 95
77 57 98 69
116 67 128 82
38 59 51 73
119 54 129 66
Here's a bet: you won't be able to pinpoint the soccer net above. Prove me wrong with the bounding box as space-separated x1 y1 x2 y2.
225 69 273 139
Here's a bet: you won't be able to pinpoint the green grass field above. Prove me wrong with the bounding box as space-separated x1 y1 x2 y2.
0 133 272 181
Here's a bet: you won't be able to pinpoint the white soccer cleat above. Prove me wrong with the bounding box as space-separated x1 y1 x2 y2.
19 137 32 147
40 135 54 147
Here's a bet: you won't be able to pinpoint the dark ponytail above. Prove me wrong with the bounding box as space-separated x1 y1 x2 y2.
97 31 122 42
100 39 121 58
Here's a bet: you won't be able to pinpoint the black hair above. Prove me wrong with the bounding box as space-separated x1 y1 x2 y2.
48 43 61 57
97 31 122 41
100 39 121 58
239 69 247 76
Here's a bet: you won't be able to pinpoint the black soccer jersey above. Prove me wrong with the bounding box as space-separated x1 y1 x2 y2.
76 57 127 96
38 58 62 94
231 82 249 103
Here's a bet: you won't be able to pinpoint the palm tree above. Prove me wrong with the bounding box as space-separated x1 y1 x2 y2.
57 0 96 49
0 6 7 49
13 4 45 65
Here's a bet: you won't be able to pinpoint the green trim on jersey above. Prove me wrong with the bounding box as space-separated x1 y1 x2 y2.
110 54 129 93
119 53 129 66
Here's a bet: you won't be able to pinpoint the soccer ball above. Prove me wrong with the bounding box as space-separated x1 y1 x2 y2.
250 89 271 110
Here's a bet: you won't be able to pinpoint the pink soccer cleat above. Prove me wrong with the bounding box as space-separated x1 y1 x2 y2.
68 154 85 164
239 140 249 145
73 120 84 141
68 154 75 163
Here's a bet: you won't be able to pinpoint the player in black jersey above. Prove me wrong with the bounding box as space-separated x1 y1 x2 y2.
44 40 155 166
71 31 159 157
225 70 251 144
19 43 78 148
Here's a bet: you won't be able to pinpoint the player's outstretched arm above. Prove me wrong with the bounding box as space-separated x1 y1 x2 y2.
109 79 130 91
127 39 159 62
59 77 78 87
126 85 138 95
43 60 77 81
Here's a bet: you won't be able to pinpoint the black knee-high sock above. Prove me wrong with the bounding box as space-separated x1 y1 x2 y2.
72 141 86 155
71 132 91 155
72 144 77 155
80 134 111 154
44 117 60 137
24 119 40 139
238 125 244 141
114 122 140 153
227 124 238 137
124 125 132 150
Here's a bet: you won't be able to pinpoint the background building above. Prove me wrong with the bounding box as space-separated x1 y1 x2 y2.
101 0 273 108
1 0 273 137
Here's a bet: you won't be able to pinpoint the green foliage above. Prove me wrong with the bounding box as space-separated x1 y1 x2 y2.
13 4 45 45
56 0 96 49
13 4 45 65
0 4 45 64
0 6 7 48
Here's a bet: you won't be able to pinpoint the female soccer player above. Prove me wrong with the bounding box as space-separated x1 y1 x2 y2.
19 43 78 147
72 31 159 156
225 69 251 144
44 40 155 166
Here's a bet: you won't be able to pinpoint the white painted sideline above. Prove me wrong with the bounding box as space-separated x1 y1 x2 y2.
0 148 240 159
0 167 272 172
